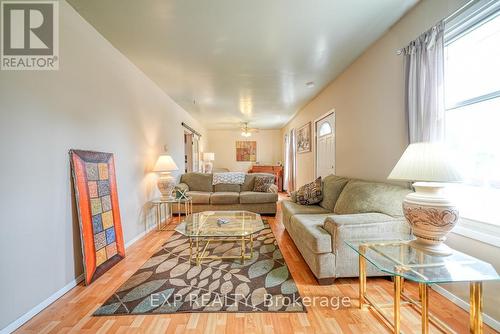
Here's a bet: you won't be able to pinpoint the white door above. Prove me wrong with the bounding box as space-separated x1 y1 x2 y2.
315 113 335 178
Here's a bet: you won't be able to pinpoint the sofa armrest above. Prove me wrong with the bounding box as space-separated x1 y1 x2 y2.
175 183 190 192
267 184 278 194
323 213 410 255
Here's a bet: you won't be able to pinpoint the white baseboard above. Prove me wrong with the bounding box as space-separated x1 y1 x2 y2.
125 224 155 249
431 285 500 332
0 227 153 334
0 274 84 334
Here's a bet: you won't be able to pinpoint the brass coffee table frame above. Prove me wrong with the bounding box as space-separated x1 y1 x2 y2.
357 241 484 334
189 234 254 266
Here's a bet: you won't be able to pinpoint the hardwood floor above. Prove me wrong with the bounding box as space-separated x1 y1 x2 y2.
16 199 497 333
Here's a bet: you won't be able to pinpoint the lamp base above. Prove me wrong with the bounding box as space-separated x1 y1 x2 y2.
403 182 459 257
203 161 213 174
408 238 453 256
157 172 175 200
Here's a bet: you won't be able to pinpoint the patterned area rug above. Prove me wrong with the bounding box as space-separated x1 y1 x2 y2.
94 222 305 315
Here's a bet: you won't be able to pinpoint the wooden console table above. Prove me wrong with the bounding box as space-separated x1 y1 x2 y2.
248 165 283 192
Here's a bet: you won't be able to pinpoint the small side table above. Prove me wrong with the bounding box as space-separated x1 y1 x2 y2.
151 197 193 231
345 239 500 334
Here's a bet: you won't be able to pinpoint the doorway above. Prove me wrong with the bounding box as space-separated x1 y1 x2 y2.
315 111 335 178
184 132 200 173
184 132 193 173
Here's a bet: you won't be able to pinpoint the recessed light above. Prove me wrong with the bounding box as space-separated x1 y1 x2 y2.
306 81 315 88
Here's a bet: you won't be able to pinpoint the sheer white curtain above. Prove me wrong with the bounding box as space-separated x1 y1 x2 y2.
403 21 445 143
283 129 296 193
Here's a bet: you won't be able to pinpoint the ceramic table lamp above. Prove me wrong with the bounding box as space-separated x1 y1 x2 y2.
203 152 215 174
388 142 462 255
153 154 179 200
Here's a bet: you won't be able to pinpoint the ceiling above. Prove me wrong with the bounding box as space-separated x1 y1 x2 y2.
68 0 418 130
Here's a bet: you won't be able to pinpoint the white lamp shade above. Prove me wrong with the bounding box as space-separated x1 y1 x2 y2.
203 152 215 161
153 154 178 172
388 142 462 182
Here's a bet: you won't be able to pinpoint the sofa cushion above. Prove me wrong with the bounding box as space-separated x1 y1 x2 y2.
187 191 211 204
180 173 213 192
241 173 275 191
296 177 323 205
334 180 412 217
319 175 350 211
239 191 278 204
281 200 331 226
322 213 408 253
214 184 241 192
282 200 332 216
289 214 333 253
210 192 240 205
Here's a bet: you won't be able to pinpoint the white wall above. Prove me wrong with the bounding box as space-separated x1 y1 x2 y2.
207 129 282 172
0 1 206 331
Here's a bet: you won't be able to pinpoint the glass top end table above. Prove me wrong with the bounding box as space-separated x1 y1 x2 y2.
175 211 265 265
345 239 500 334
151 196 193 231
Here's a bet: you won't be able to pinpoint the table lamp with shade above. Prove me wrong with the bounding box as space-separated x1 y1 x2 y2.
153 154 179 200
203 152 215 173
388 142 462 255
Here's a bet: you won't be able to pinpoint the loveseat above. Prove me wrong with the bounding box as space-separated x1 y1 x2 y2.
282 175 412 284
173 172 278 214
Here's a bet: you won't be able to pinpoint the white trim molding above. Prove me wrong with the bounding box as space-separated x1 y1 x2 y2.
0 274 84 334
452 217 500 248
0 226 156 334
432 284 500 332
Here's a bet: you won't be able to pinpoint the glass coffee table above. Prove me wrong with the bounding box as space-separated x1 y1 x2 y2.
175 211 265 265
345 239 500 334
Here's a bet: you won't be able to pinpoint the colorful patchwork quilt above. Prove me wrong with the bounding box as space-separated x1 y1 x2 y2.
70 149 125 285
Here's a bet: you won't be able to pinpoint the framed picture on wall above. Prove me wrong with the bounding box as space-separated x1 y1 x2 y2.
297 122 311 153
236 141 257 162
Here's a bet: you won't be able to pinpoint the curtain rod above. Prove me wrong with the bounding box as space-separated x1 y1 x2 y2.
396 0 476 55
181 122 201 137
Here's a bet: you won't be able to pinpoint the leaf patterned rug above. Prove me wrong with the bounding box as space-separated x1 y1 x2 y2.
94 221 305 315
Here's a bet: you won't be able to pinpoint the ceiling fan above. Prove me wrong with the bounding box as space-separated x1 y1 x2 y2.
240 122 259 137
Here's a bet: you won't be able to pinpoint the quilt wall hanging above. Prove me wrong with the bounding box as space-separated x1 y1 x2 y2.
69 149 125 285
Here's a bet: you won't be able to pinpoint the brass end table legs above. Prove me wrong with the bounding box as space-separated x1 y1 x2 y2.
359 245 367 309
357 254 484 334
153 198 192 231
470 282 483 334
394 275 402 334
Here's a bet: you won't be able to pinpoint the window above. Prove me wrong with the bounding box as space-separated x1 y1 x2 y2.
444 2 500 226
318 121 332 136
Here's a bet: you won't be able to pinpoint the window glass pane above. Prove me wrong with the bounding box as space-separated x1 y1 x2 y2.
448 184 500 225
446 96 500 187
318 122 332 136
445 13 500 108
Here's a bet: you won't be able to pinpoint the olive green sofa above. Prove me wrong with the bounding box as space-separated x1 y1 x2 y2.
173 172 278 214
282 175 412 284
